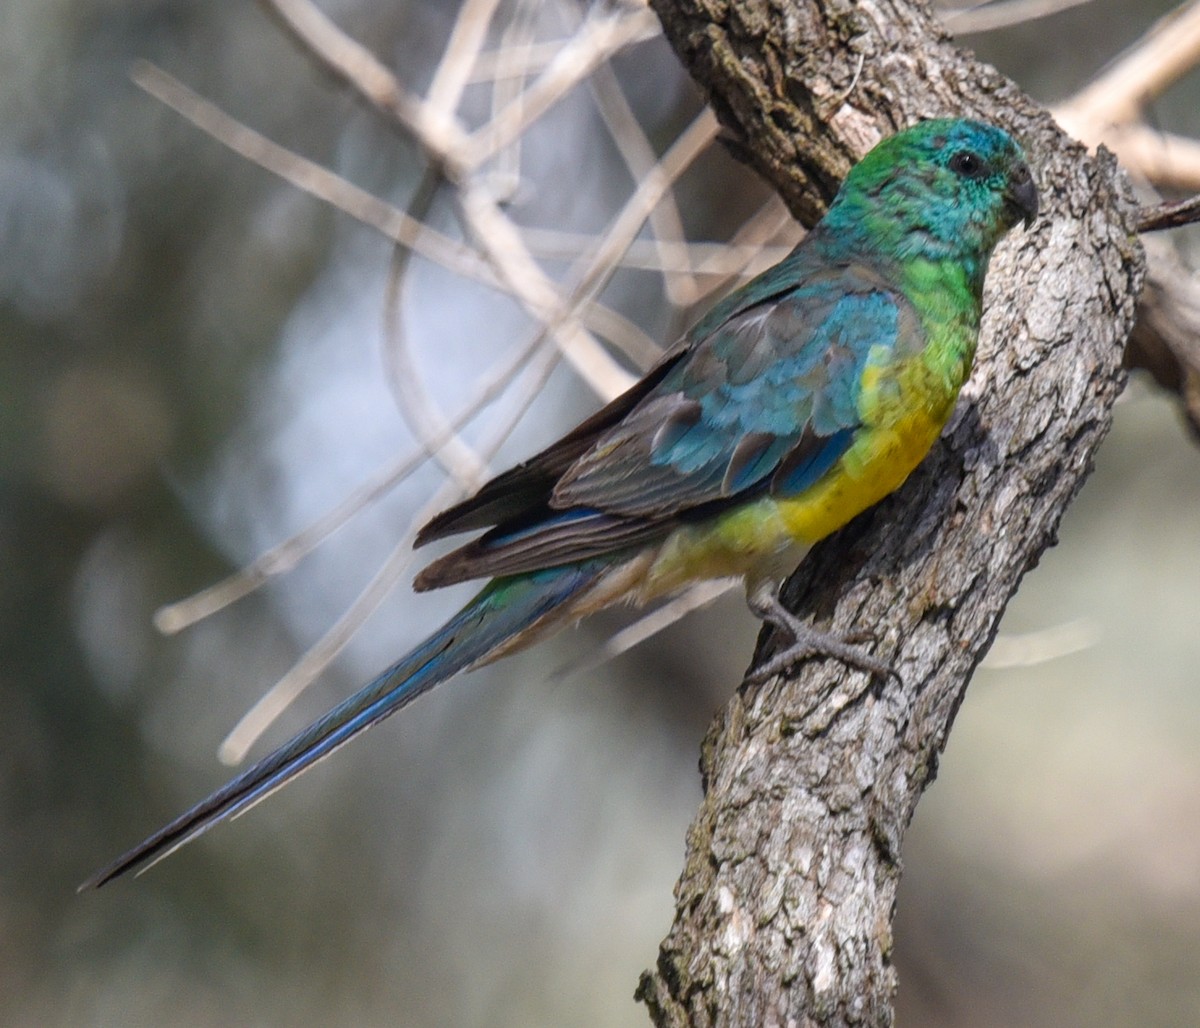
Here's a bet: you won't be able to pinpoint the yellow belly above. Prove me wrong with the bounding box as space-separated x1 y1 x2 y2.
774 405 947 541
640 405 948 598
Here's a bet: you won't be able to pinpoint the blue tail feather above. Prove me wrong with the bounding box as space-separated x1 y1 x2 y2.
81 562 605 889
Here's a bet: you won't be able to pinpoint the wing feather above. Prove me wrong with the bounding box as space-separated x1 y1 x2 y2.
414 260 921 589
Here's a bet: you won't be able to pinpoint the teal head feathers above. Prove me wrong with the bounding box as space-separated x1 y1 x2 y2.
820 118 1038 266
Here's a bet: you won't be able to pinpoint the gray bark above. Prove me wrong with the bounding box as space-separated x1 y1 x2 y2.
636 1 1145 1024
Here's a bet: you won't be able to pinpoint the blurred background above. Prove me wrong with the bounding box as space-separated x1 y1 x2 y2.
3 0 1199 1024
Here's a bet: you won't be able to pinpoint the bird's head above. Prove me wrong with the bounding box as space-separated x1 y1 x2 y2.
826 118 1039 263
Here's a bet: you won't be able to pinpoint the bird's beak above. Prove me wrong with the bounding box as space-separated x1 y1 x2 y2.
1006 163 1039 229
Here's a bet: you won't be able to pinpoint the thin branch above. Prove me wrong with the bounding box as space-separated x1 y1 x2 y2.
515 228 793 277
1138 191 1200 232
980 618 1099 669
457 187 638 396
589 60 701 307
1057 0 1200 129
424 0 507 117
262 0 465 159
464 7 662 168
132 62 652 375
153 326 555 635
266 0 640 401
130 62 486 281
573 108 719 303
382 241 490 492
1097 125 1200 193
583 301 665 370
481 0 540 202
261 0 473 205
686 196 801 303
939 0 1095 35
446 106 717 407
471 38 588 81
553 579 738 679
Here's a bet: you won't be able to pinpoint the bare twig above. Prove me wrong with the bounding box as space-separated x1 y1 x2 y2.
266 0 639 400
939 0 1095 35
424 0 507 118
1108 126 1200 193
515 229 793 277
153 325 556 635
133 62 652 372
263 0 461 156
553 579 738 679
471 38 581 81
483 0 540 202
583 301 665 369
589 61 701 307
458 188 638 395
382 241 490 491
131 63 486 281
465 7 661 167
980 618 1099 669
573 108 719 302
1054 0 1200 189
1138 192 1200 232
690 196 800 296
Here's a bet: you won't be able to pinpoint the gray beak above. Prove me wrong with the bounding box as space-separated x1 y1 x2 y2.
1007 163 1039 229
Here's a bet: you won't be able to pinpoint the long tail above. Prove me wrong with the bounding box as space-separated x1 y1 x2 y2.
80 562 606 890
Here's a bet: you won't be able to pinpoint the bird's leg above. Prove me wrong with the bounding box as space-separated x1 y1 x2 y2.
745 580 897 685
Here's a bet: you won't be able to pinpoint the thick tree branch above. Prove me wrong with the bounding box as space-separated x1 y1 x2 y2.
637 1 1143 1025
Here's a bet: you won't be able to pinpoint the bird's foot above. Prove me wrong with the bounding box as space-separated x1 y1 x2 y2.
745 584 898 685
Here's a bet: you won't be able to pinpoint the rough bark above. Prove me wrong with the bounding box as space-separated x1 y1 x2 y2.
636 1 1144 1025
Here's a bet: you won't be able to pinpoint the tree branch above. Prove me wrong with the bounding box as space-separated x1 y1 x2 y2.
637 0 1143 1024
1048 0 1200 437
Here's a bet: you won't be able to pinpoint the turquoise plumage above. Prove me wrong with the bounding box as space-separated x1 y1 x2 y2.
83 118 1037 888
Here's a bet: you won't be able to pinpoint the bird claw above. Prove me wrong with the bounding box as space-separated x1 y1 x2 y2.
745 585 899 686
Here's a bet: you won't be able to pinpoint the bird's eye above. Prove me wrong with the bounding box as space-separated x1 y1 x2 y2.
949 150 988 178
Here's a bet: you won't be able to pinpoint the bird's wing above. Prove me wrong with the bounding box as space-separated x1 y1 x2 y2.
413 341 692 546
552 271 886 516
415 262 916 590
413 244 821 547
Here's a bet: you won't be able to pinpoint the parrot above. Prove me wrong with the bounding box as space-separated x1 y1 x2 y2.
82 117 1038 889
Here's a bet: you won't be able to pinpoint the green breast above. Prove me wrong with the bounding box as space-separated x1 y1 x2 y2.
886 255 983 424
